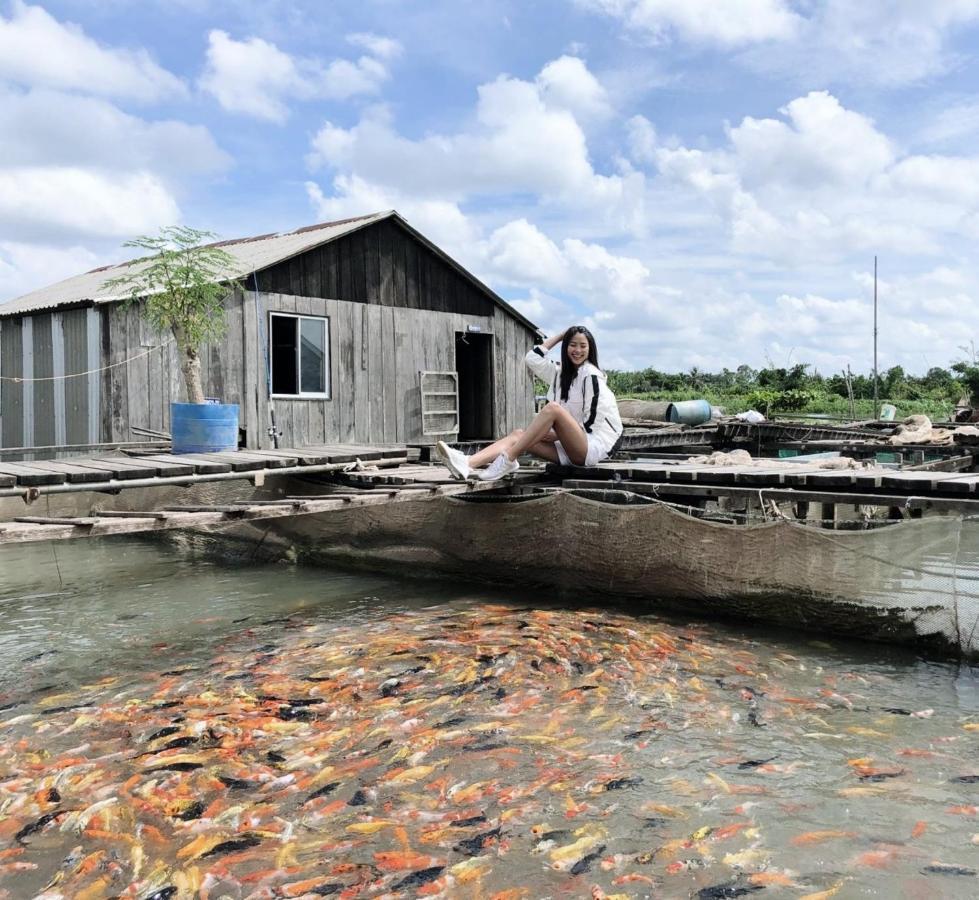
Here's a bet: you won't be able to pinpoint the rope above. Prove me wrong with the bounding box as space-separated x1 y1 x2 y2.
0 338 175 383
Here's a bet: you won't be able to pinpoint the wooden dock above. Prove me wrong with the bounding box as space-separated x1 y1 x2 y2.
550 456 979 515
0 444 409 494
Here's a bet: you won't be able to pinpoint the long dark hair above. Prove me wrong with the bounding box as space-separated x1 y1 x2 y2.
559 325 599 401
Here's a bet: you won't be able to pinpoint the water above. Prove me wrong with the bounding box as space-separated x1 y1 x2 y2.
1 538 977 899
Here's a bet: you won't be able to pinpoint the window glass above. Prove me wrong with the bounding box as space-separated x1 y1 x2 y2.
300 318 326 394
271 315 297 395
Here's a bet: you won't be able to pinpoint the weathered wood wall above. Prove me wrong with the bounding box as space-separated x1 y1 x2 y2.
100 291 535 448
257 218 496 318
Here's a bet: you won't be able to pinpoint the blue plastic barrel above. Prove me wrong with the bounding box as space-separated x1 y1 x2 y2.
669 399 712 426
171 402 239 453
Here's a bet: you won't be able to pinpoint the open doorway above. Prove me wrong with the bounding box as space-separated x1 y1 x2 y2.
455 332 494 440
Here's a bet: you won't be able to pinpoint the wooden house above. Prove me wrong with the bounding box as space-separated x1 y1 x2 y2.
0 211 540 452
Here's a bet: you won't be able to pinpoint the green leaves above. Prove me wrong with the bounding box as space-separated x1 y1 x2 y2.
104 226 243 403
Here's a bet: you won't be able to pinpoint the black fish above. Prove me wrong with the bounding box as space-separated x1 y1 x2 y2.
348 789 368 806
304 782 341 805
145 762 203 773
41 704 91 715
172 801 205 821
266 750 286 763
309 885 343 896
950 775 979 783
477 652 509 664
0 700 23 712
277 705 312 721
494 687 506 700
391 867 445 891
435 716 467 729
642 817 669 829
146 725 181 742
859 771 905 782
738 757 777 769
23 650 55 662
570 844 606 876
231 616 252 623
453 815 488 828
201 834 262 857
152 701 183 709
260 617 291 625
465 741 506 752
224 673 253 681
747 710 765 728
45 788 61 803
604 776 643 791
530 660 541 671
143 888 178 900
572 662 585 674
454 827 502 856
15 811 59 843
921 863 977 876
380 680 401 698
161 736 198 751
161 668 197 676
538 829 572 842
254 644 278 653
882 707 912 715
218 775 254 790
395 664 426 677
624 730 652 740
697 881 763 899
371 738 393 752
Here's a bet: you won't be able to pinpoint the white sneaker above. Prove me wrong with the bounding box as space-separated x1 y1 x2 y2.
478 453 519 482
436 440 470 480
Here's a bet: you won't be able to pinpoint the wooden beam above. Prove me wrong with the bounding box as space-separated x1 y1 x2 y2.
558 478 979 512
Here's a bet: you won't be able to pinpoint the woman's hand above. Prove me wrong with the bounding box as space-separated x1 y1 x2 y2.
541 329 567 351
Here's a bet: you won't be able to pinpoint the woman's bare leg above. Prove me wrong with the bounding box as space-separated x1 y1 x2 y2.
467 429 524 468
507 405 589 465
526 441 559 463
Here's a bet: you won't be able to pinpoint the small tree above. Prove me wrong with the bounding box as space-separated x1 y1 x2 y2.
105 226 240 404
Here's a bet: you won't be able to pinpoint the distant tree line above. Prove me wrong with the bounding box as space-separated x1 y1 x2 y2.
605 362 979 419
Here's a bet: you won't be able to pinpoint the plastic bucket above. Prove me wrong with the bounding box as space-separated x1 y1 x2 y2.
171 402 239 453
879 403 897 421
669 399 713 426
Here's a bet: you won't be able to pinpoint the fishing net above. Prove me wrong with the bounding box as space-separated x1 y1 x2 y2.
278 492 979 658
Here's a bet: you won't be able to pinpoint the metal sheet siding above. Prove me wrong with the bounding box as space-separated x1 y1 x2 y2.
31 314 55 447
0 318 23 447
63 308 90 445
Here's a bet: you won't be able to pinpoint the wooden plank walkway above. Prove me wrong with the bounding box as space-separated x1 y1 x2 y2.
0 477 506 545
0 444 409 494
552 456 979 497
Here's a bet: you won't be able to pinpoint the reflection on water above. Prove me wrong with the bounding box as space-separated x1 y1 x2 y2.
0 538 977 899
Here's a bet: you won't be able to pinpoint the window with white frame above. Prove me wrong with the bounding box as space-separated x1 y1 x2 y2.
270 313 330 398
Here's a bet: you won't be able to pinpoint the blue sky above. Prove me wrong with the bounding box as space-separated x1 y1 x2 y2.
3 1 979 374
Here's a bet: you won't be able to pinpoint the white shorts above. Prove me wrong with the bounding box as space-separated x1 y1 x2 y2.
555 435 609 467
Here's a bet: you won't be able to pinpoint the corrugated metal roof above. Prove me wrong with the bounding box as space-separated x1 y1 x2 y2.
0 211 392 318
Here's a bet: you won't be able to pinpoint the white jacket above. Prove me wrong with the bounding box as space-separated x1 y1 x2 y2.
525 344 623 454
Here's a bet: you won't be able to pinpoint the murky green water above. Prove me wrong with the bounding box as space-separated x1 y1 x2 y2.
0 538 977 899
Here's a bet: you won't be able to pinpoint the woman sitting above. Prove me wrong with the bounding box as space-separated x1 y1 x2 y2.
437 325 622 482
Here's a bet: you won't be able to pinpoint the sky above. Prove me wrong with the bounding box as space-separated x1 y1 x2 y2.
3 1 979 375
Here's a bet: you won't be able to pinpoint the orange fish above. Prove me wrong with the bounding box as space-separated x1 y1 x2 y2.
790 830 856 846
910 821 927 839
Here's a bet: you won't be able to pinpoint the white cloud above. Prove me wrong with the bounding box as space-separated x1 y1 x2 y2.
649 91 979 264
0 168 179 242
0 1 184 101
918 98 979 147
578 0 801 46
0 241 103 302
307 59 644 231
0 86 230 178
346 32 403 61
536 56 611 121
200 29 399 122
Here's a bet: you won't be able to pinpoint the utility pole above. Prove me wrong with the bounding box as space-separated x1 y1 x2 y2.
873 256 879 415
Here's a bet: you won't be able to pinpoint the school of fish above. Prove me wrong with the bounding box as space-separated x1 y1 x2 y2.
0 602 977 898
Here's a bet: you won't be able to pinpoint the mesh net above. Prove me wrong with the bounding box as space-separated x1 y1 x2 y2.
282 492 979 658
